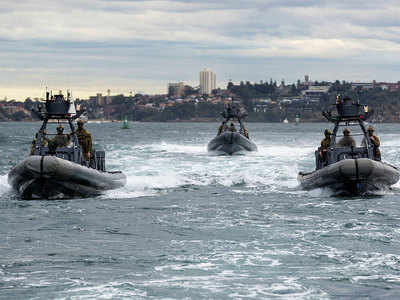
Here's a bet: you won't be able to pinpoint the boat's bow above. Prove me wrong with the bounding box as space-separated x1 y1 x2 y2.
298 158 399 194
8 156 126 199
207 132 257 155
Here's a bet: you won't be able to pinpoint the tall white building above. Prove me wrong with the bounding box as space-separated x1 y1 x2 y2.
199 68 216 95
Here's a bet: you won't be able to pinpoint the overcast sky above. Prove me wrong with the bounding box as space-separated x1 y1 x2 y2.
1 0 400 99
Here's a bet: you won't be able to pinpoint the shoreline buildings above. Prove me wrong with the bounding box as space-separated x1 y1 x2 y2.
199 68 216 95
168 82 185 97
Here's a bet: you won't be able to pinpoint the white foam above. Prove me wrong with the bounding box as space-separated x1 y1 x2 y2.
57 282 147 299
157 141 206 154
0 174 10 196
100 141 323 198
103 170 194 199
155 262 215 272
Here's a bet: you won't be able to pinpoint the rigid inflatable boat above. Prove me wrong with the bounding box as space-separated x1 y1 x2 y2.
298 96 399 195
208 101 257 155
8 155 126 199
298 157 398 194
208 132 257 155
8 91 126 199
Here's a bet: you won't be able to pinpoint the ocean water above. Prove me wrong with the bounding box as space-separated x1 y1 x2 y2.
1 122 400 299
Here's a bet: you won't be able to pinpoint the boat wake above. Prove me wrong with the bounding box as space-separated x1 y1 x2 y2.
5 138 399 200
0 174 10 197
103 142 312 199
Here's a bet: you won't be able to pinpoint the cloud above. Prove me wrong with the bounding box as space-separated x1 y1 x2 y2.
0 0 399 99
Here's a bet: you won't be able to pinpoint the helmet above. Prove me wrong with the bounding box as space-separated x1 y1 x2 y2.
343 128 350 134
367 125 374 132
324 129 331 136
56 125 64 132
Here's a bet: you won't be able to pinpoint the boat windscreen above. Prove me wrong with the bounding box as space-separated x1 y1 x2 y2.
334 124 368 146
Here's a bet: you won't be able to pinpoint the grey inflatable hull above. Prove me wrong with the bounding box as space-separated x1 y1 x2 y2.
8 156 127 200
207 132 257 155
298 158 399 194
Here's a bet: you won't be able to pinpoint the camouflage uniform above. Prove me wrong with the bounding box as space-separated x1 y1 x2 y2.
321 137 331 150
30 132 48 155
243 127 249 139
320 129 331 164
76 127 92 161
217 122 228 135
362 131 381 161
52 133 70 148
336 129 356 147
369 134 381 161
228 123 237 132
336 136 356 147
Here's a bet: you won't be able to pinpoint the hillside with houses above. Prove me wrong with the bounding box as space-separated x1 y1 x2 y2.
2 78 400 123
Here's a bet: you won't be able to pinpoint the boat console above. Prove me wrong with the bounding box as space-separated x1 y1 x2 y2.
298 95 398 194
220 102 249 137
316 96 375 170
31 91 105 171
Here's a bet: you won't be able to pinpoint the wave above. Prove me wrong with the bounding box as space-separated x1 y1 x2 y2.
103 141 311 198
0 174 10 196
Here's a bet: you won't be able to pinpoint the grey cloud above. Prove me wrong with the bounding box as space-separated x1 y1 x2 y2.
1 0 400 99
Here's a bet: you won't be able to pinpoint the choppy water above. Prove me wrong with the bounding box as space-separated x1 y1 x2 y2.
2 122 400 299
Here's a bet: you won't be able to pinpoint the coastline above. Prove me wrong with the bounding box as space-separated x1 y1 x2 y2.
0 119 393 123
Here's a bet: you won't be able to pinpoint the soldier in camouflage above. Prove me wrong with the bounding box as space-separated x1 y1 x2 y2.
217 120 228 136
30 130 48 155
362 125 381 161
76 119 92 162
336 128 356 147
228 122 237 132
51 125 70 148
319 129 331 164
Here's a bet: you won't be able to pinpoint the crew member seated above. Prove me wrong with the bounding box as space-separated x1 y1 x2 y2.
47 140 58 155
51 125 71 148
336 128 356 147
319 129 331 164
361 125 381 161
76 119 92 163
217 121 228 136
243 126 249 138
228 122 237 132
30 130 48 155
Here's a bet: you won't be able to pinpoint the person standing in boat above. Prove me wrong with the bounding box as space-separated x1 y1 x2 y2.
336 128 356 147
361 125 381 161
242 126 249 138
76 119 92 162
51 125 71 148
217 120 228 135
30 130 48 155
228 122 237 132
319 129 331 164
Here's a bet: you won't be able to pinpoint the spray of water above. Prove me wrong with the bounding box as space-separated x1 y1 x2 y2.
102 141 315 199
0 174 10 196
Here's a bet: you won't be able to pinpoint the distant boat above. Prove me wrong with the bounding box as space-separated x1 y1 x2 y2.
208 102 257 155
283 118 289 124
121 117 129 129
